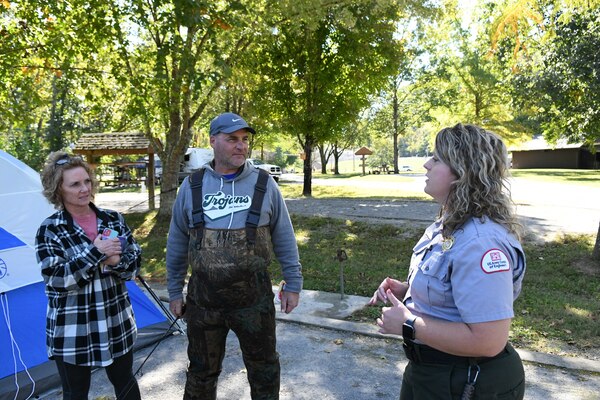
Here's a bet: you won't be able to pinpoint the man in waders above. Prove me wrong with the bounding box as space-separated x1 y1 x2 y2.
166 112 303 400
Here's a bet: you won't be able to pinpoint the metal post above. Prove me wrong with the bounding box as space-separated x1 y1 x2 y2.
136 275 185 335
335 249 348 299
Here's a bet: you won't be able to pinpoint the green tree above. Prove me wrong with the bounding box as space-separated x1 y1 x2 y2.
105 1 268 217
421 4 530 141
256 1 434 195
0 1 129 168
489 1 600 261
508 7 600 261
2 1 272 217
511 10 600 145
365 134 394 170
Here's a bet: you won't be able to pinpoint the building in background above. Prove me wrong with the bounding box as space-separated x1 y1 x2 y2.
510 136 600 169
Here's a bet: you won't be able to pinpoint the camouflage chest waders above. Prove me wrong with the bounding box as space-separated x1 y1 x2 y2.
183 169 280 400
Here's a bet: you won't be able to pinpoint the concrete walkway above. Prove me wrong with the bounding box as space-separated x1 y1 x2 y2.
275 288 600 375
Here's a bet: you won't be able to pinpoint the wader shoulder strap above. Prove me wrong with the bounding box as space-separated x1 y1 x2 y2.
190 169 206 235
246 169 270 246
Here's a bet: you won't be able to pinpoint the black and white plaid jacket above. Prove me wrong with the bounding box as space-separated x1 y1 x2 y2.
35 203 141 366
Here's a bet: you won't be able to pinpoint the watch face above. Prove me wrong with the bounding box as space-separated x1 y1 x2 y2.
403 317 416 341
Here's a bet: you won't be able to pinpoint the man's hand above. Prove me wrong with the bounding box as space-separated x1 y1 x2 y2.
280 291 299 314
169 298 185 318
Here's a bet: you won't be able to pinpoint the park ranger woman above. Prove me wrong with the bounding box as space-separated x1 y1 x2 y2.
370 123 526 399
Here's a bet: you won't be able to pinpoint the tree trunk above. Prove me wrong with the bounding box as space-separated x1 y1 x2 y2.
333 143 340 175
156 158 181 220
302 142 313 197
593 220 600 262
47 76 68 152
392 80 399 174
319 146 327 174
156 120 190 220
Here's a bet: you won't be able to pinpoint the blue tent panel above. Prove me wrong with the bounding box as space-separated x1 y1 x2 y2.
0 227 26 251
1 281 168 379
0 282 47 380
126 280 168 328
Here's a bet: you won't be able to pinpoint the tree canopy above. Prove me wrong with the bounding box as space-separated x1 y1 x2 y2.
1 0 598 205
511 9 600 146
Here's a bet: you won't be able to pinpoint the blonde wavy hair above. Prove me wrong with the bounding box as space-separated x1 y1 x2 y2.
40 151 97 210
435 123 522 239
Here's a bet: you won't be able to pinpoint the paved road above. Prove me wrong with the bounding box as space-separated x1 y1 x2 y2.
284 173 600 237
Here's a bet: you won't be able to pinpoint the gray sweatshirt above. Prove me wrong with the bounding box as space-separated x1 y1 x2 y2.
166 160 303 301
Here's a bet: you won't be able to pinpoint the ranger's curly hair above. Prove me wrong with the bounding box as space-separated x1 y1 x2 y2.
435 123 522 239
40 151 97 209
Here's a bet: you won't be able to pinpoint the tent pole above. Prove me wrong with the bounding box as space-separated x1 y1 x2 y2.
136 275 185 335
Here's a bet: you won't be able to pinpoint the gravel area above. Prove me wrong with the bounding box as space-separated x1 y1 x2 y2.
39 321 600 400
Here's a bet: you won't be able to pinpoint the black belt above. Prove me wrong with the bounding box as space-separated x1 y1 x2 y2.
403 341 507 365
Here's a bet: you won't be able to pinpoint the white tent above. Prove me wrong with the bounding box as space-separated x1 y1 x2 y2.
0 150 169 400
0 151 55 291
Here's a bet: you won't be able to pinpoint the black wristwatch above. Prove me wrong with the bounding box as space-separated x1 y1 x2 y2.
402 316 417 342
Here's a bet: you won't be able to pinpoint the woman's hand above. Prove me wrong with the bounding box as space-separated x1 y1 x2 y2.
94 234 123 258
377 290 413 335
103 255 121 266
368 277 408 305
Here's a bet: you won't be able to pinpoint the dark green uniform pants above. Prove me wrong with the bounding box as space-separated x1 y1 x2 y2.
400 343 525 400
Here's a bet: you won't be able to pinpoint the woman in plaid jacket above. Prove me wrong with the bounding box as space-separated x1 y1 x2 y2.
35 151 142 400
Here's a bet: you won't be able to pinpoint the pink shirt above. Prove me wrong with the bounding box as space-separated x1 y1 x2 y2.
73 212 98 241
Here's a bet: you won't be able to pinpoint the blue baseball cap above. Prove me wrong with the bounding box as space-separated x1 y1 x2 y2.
209 112 256 136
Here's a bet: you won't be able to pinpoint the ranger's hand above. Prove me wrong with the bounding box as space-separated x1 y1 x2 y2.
369 277 408 305
377 290 411 335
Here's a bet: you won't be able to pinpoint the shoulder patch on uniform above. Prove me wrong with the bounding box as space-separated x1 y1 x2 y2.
480 249 510 274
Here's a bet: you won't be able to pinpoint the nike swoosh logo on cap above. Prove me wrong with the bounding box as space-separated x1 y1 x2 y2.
232 118 241 122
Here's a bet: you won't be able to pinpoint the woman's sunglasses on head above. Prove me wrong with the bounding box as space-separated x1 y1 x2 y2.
55 155 82 166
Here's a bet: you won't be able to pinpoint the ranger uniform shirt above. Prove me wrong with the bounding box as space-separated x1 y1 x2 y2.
404 216 526 324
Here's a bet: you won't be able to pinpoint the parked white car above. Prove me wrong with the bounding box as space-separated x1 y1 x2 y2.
248 159 282 182
399 165 412 172
176 148 215 183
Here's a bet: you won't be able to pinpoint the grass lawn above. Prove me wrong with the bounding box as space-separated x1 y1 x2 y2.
278 180 429 200
126 212 599 359
327 157 428 175
121 167 600 359
510 169 600 187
